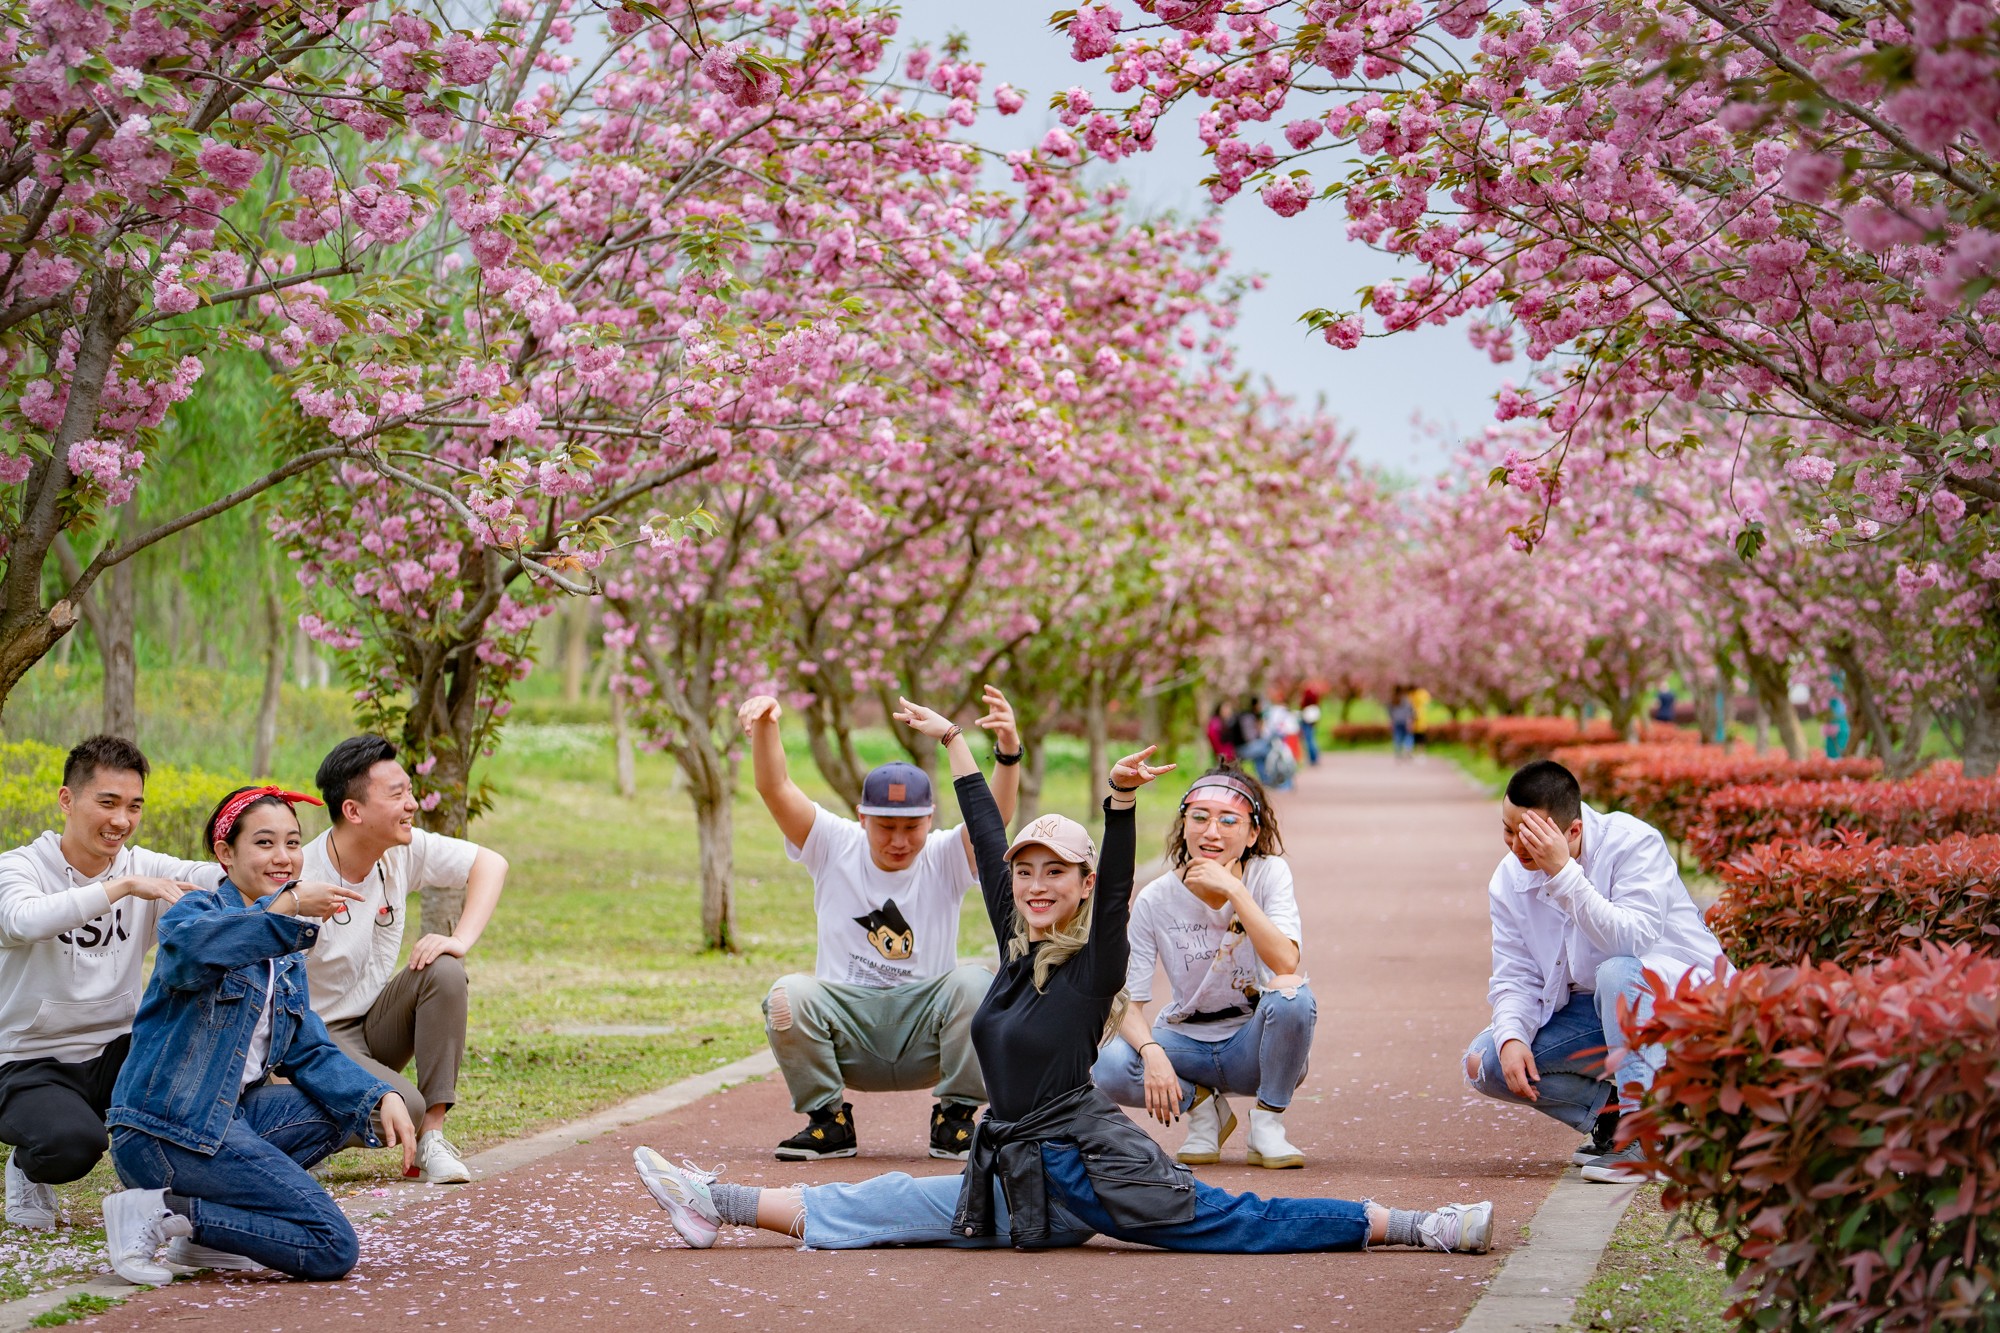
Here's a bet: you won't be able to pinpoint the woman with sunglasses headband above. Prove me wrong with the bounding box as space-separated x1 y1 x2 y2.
1091 764 1315 1168
630 707 1490 1257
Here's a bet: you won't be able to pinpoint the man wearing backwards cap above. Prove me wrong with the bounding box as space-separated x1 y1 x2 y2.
738 686 1022 1162
0 736 222 1230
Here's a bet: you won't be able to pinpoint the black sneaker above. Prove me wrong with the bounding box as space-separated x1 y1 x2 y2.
1571 1108 1620 1166
929 1102 977 1160
775 1102 857 1161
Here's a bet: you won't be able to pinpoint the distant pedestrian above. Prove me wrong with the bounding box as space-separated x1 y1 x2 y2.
1406 686 1431 751
1232 698 1271 783
1206 704 1236 764
1298 685 1322 767
1389 688 1415 760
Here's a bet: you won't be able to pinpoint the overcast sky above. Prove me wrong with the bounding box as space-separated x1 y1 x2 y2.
890 3 1512 478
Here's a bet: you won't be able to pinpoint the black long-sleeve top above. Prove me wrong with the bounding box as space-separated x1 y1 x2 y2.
958 772 1135 1121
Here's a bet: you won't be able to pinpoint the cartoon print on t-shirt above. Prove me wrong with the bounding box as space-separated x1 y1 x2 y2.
852 898 914 961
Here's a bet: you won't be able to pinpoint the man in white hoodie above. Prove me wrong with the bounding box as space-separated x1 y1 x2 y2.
1462 759 1726 1183
0 736 221 1229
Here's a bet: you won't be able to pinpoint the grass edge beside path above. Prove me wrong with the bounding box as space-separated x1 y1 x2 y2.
1568 1186 1734 1333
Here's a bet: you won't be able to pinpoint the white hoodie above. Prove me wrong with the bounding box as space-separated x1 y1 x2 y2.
0 831 223 1066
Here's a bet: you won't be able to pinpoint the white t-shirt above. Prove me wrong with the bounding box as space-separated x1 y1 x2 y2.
301 827 480 1023
243 961 276 1088
1125 857 1304 1042
786 803 977 988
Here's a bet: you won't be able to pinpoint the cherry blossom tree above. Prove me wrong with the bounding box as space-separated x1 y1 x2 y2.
0 0 575 719
1060 0 2000 770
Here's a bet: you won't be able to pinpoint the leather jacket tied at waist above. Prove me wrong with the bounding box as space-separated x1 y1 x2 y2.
953 1083 1196 1249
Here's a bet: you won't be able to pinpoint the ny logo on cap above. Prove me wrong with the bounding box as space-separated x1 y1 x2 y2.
888 783 907 802
1026 816 1064 836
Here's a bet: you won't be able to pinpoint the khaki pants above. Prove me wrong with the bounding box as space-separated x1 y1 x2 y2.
325 954 468 1124
763 964 990 1115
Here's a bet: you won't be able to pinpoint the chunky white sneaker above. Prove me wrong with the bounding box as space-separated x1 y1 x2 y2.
632 1146 721 1250
102 1189 193 1285
417 1130 472 1184
1418 1200 1493 1254
1244 1107 1305 1169
1175 1090 1237 1166
1580 1141 1657 1184
5 1155 56 1230
160 1237 264 1272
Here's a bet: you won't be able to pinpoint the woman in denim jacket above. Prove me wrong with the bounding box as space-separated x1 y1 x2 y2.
101 787 417 1285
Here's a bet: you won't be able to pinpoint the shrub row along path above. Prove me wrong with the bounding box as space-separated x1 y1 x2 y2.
94 752 1580 1332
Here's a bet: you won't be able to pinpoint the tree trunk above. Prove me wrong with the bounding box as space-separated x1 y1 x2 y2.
800 688 867 813
561 598 589 704
98 503 139 740
679 741 738 952
1961 674 2000 779
1015 723 1051 829
610 665 637 799
252 580 287 776
1084 669 1108 816
1743 652 1807 761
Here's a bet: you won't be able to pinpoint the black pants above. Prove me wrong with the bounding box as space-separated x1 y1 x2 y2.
0 1035 130 1184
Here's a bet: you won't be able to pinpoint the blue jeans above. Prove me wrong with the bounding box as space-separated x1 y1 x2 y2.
1042 1143 1369 1252
1302 724 1319 766
798 1145 1369 1252
1091 983 1317 1110
111 1083 358 1280
1236 737 1271 782
801 1170 1094 1249
1464 956 1662 1132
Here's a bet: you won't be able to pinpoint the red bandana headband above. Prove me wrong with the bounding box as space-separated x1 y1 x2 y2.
213 786 324 845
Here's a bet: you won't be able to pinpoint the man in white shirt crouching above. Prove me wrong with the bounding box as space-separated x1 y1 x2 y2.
303 736 509 1185
0 736 221 1229
1463 759 1726 1183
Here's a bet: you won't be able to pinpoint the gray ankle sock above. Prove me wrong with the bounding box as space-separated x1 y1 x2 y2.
708 1182 762 1227
1386 1208 1426 1248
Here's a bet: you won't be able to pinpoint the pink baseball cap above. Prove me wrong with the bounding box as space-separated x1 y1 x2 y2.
1004 813 1095 866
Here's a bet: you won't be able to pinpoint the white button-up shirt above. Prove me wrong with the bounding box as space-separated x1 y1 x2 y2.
1486 804 1726 1050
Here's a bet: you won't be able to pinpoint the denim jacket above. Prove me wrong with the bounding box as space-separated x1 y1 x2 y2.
108 884 394 1155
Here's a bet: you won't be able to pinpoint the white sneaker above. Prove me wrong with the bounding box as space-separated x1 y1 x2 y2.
1418 1200 1493 1253
1579 1141 1656 1184
161 1236 264 1272
1175 1090 1237 1166
632 1146 722 1249
417 1130 472 1184
102 1189 193 1285
5 1155 56 1230
1244 1107 1305 1169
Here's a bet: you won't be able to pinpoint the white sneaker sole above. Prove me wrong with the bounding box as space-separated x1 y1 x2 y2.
633 1148 719 1250
162 1241 263 1272
5 1206 54 1231
1245 1149 1306 1169
1579 1161 1654 1184
1455 1201 1493 1253
421 1162 472 1185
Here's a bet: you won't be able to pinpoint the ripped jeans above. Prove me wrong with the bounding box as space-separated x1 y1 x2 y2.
1091 982 1316 1112
1463 956 1662 1131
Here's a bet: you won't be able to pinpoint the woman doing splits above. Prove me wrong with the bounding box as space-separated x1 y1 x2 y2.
632 701 1491 1255
100 786 417 1284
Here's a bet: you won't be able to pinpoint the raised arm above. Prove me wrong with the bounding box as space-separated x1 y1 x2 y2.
739 695 816 849
154 892 323 992
893 698 1012 947
1078 746 1174 995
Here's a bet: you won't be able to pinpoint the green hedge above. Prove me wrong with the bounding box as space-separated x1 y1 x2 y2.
0 739 245 861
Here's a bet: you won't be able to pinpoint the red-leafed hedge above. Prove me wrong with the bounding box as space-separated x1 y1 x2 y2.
1550 742 1710 801
1628 946 2000 1331
1707 833 2000 970
1328 722 1391 744
1479 717 1699 768
1686 776 2000 869
1601 753 1882 843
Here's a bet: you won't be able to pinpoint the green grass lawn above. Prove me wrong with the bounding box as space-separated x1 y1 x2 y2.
1570 1187 1734 1333
2 719 1167 1300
